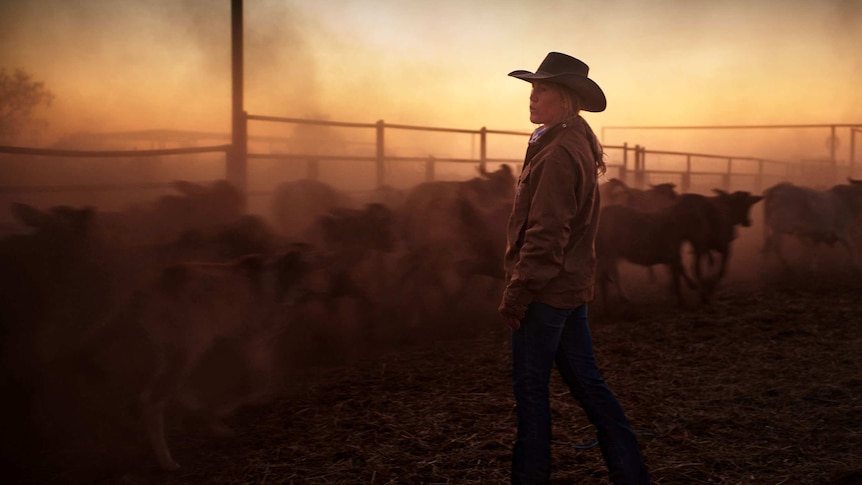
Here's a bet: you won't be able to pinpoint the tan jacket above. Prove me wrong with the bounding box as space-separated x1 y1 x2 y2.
500 116 601 319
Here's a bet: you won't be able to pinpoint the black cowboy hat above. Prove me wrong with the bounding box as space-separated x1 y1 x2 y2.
508 52 607 112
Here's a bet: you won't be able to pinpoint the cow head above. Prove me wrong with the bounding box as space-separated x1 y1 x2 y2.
713 189 763 227
650 183 679 200
599 178 630 206
478 164 516 200
11 203 97 250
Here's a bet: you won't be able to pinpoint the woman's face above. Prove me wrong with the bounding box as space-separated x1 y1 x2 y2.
529 81 566 126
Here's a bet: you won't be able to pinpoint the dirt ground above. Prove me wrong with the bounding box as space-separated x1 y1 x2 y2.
10 227 862 485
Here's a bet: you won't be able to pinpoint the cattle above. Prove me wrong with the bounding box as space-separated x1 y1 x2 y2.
0 203 114 478
762 180 862 271
399 164 514 250
0 203 107 371
599 177 679 212
595 203 697 309
76 245 328 471
672 190 763 302
171 213 284 263
98 179 245 246
270 179 353 238
393 165 514 327
305 202 400 344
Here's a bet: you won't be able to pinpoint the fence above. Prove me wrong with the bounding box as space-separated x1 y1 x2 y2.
601 123 862 189
2 115 846 219
239 116 812 197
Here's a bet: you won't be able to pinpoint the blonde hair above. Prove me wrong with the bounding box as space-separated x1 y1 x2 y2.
560 85 607 176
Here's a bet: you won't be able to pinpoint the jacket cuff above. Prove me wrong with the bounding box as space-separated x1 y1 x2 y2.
500 284 533 320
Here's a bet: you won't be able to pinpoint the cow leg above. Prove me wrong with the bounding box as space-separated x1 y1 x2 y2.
763 232 792 269
689 250 711 303
838 236 859 271
700 249 730 304
666 264 685 306
140 348 204 471
668 248 696 306
609 262 631 305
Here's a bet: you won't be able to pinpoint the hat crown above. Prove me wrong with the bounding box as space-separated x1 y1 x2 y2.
536 52 589 78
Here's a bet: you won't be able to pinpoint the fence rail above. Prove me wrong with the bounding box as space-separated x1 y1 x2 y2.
1 116 846 204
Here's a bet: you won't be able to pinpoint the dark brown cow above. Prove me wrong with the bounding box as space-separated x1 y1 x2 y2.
0 203 111 476
399 164 515 250
672 190 763 301
599 177 679 212
98 179 245 246
595 203 696 308
270 179 353 238
763 180 862 271
81 246 327 471
392 166 514 327
308 202 399 338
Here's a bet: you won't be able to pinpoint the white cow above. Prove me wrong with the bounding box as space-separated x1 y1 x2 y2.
762 180 862 270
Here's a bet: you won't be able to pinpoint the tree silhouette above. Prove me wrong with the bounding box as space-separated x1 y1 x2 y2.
0 68 54 144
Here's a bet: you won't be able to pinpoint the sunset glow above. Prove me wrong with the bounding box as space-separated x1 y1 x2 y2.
1 0 860 160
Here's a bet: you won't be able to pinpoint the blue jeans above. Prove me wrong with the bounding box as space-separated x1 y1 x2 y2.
511 302 650 484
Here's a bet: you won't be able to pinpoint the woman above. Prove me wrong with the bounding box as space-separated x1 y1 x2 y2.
499 52 650 484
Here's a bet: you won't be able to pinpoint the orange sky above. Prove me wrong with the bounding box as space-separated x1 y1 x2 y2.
1 0 861 160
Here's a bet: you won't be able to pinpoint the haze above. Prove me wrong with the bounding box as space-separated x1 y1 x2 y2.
1 0 861 160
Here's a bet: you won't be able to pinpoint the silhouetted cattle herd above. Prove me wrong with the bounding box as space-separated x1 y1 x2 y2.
3 167 862 474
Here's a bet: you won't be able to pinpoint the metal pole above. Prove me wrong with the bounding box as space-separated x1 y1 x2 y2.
376 120 385 187
480 127 487 172
228 0 247 196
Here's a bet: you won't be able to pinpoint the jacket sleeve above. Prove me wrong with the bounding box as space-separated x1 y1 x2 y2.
501 146 580 317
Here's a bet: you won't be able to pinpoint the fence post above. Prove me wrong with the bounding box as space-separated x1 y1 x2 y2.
228 0 247 201
755 159 764 194
480 127 487 173
681 154 691 192
851 128 858 179
307 159 319 180
227 110 248 195
634 145 645 188
425 156 436 182
619 142 628 182
376 120 385 188
723 157 732 191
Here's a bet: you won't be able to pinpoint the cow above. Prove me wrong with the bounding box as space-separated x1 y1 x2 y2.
269 179 353 238
98 179 245 246
304 202 400 344
0 203 115 477
386 165 514 325
75 245 329 471
599 178 680 284
672 190 763 302
398 164 515 250
595 203 697 309
599 177 679 212
762 180 862 271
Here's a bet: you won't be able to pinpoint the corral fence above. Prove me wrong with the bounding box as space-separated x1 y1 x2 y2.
2 117 860 220
601 123 862 192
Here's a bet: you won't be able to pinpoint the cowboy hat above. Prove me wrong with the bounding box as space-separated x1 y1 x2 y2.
508 52 607 112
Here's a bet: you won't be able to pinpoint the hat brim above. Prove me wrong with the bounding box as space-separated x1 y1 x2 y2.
509 70 607 112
